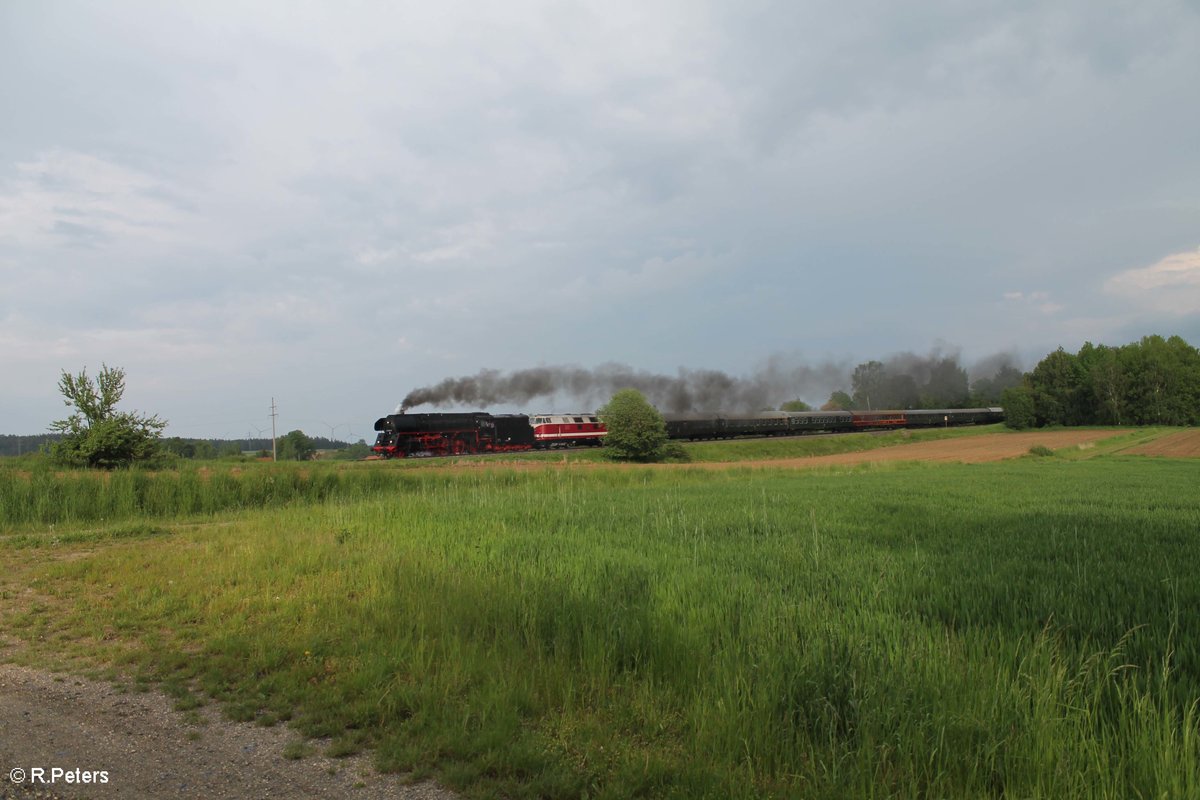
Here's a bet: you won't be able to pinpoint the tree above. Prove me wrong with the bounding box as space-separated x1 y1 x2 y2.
332 440 373 460
970 365 1023 406
1121 335 1200 425
598 389 668 462
850 361 886 409
162 437 197 459
881 373 921 409
220 442 244 458
1001 386 1036 429
278 430 316 461
779 399 812 412
1076 342 1127 425
823 390 853 411
921 358 969 408
50 364 166 468
1004 335 1198 427
1027 348 1081 426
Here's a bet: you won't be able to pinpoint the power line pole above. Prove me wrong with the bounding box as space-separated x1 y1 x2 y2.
270 397 278 462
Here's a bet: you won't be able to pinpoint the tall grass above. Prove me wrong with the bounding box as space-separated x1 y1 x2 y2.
0 426 1003 528
3 459 1198 798
0 462 405 527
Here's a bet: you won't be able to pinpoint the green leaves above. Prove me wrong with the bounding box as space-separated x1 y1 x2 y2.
278 430 316 461
597 389 668 462
1024 335 1200 427
49 364 167 468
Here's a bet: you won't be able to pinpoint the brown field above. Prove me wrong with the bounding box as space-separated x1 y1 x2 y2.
678 429 1124 471
1124 429 1200 458
419 430 1145 475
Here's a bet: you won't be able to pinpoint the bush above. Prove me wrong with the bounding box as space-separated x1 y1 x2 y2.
598 389 668 462
661 442 691 463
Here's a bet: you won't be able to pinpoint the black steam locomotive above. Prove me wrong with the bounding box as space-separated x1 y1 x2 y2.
372 407 1004 458
371 412 535 458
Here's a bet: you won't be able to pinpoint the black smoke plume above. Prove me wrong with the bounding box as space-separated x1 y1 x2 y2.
398 349 1025 414
846 346 1025 409
399 358 848 414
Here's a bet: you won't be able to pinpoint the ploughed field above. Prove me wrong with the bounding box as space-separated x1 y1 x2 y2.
1126 428 1200 457
1 427 1198 799
680 428 1125 470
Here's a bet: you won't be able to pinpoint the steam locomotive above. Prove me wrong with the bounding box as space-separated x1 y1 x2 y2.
371 407 1004 458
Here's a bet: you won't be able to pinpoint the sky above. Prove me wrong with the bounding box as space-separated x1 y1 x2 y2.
2 1 1198 439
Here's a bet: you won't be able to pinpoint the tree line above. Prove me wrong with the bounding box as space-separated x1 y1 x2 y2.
11 364 367 467
0 434 62 458
12 336 1196 467
159 434 364 461
1000 335 1200 428
820 357 1022 411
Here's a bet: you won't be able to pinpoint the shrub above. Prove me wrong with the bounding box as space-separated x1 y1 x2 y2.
598 389 668 462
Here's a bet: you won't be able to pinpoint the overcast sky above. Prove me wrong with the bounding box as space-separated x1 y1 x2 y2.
2 1 1198 438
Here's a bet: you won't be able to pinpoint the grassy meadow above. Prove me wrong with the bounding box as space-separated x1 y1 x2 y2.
1 432 1198 798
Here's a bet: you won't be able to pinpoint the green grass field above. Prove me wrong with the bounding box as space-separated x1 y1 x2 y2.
2 433 1198 798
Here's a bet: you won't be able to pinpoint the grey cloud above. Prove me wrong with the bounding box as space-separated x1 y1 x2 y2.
50 220 109 248
1 1 1197 435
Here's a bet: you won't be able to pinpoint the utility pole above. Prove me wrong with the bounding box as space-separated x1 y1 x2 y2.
270 397 278 462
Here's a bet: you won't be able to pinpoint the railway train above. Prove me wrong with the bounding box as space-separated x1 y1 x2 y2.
371 407 1004 458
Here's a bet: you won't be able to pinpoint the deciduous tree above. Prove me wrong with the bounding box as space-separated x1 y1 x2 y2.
598 389 668 462
278 429 316 461
850 361 885 409
50 364 166 468
1001 386 1036 429
823 391 853 411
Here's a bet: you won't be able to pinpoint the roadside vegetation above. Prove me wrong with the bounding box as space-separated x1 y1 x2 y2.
2 431 1198 798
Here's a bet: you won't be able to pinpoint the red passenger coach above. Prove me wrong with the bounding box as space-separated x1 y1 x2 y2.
530 413 606 448
851 411 908 428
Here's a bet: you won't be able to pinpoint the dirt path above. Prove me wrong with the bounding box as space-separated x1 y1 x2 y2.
0 664 457 800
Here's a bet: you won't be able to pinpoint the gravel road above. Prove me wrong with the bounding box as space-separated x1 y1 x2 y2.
0 664 458 799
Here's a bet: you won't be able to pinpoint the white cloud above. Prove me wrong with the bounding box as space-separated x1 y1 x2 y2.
1105 248 1200 315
